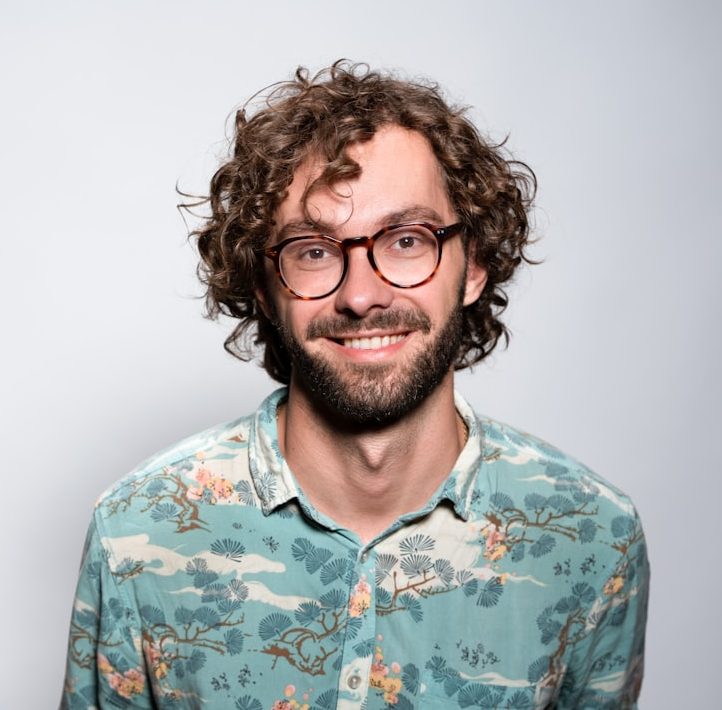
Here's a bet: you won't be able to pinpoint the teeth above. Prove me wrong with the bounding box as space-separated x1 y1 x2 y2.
343 334 405 350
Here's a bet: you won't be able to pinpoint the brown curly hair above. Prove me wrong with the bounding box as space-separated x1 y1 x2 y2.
187 60 536 384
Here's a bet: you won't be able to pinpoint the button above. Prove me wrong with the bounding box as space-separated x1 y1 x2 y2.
360 551 369 563
347 674 362 689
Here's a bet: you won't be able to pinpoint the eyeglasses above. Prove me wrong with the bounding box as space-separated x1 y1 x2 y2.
263 222 463 300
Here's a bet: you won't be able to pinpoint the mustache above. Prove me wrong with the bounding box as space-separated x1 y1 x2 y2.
306 309 432 339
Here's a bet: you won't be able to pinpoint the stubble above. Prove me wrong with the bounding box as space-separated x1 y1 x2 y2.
273 288 465 427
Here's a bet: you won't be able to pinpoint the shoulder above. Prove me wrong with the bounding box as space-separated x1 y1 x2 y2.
93 412 254 525
472 414 647 582
478 415 638 518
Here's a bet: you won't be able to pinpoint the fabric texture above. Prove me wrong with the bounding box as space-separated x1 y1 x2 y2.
62 388 648 709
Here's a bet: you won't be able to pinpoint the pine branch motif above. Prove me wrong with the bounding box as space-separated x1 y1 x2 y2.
375 534 484 618
257 539 365 676
68 610 129 671
104 466 210 533
256 534 477 677
480 466 603 565
424 655 536 708
137 570 250 697
529 513 647 698
103 455 254 534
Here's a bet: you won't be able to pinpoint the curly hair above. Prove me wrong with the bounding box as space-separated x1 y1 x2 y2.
187 60 536 384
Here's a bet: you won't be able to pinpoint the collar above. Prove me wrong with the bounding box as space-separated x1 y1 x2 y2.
248 387 484 522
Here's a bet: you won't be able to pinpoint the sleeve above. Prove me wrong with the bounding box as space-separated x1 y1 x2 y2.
559 508 650 709
61 511 154 709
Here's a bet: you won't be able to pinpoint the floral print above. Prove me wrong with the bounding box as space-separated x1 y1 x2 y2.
603 574 625 595
269 684 311 710
348 575 372 617
369 640 403 704
481 522 508 561
186 466 235 503
97 654 144 700
62 388 648 709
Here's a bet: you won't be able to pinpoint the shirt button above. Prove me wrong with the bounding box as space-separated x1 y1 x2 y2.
347 674 362 689
360 551 369 562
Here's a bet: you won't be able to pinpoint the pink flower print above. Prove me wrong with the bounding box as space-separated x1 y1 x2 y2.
104 667 145 699
348 576 372 617
483 525 508 561
98 653 145 699
195 468 212 486
368 642 403 704
485 526 504 550
122 669 145 695
142 636 168 678
186 467 235 504
370 668 402 704
186 486 203 501
371 659 389 679
210 477 233 500
97 653 113 675
604 575 625 595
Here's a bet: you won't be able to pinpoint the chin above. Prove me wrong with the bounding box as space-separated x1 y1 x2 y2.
302 366 448 427
278 292 465 427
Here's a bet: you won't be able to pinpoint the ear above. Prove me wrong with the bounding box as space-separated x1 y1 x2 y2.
463 254 487 306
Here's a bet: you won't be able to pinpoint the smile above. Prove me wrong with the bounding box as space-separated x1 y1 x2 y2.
340 333 407 350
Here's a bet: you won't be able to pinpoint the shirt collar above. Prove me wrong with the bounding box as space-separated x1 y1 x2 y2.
248 388 298 515
443 390 484 520
248 387 484 521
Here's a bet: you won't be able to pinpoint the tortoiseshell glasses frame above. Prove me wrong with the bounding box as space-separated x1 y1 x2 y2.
263 222 464 300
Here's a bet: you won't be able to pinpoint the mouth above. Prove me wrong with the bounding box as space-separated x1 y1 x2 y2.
307 311 430 355
339 333 408 350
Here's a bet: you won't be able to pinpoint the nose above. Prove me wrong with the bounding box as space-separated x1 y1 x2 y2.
333 244 394 317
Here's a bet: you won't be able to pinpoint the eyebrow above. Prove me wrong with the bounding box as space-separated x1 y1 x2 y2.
276 206 448 240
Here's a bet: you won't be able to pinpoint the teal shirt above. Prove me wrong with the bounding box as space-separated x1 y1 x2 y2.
62 389 648 709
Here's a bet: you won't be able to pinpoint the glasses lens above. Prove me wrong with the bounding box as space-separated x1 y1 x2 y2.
374 225 440 287
279 238 344 297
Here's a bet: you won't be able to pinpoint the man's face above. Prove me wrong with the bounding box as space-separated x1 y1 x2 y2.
260 125 486 425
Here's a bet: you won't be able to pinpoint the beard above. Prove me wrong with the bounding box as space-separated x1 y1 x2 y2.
273 290 465 427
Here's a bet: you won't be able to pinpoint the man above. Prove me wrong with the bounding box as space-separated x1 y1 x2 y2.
62 61 648 709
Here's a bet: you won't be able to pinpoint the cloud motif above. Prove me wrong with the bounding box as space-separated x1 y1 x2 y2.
101 533 310 610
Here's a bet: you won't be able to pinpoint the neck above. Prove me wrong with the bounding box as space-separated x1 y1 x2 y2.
277 372 465 543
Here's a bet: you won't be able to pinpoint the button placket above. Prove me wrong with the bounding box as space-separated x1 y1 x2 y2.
336 548 377 705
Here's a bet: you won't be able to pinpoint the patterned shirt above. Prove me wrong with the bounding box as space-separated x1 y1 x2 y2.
62 388 648 709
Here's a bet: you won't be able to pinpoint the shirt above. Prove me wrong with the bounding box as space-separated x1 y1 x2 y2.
62 388 649 709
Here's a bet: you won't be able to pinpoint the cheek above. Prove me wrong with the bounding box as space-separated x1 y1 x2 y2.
274 299 321 339
427 266 467 317
258 278 293 325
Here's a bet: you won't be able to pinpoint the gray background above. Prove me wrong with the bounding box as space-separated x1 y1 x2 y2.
2 1 719 707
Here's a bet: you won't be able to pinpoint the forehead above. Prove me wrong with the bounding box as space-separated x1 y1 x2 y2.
275 124 454 235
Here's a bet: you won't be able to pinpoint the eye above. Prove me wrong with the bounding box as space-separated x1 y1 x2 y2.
393 235 419 250
298 247 328 260
281 238 341 271
379 226 436 257
299 245 332 261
